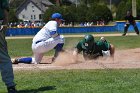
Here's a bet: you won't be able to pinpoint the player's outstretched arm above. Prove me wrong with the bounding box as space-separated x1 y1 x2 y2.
72 48 79 62
109 44 115 60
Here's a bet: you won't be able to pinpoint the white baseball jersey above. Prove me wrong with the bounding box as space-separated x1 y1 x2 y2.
33 21 58 43
31 20 65 64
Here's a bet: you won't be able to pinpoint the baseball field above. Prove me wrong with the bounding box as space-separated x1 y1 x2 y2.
0 33 140 93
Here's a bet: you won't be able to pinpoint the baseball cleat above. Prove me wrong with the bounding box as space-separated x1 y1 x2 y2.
7 86 17 93
12 59 19 64
122 33 126 36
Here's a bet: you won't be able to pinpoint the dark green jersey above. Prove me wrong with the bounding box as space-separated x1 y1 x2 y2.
76 39 110 59
0 0 9 19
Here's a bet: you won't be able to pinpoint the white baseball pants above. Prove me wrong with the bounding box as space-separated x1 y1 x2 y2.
32 35 64 64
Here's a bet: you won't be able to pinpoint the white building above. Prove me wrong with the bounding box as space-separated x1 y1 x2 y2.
16 0 53 22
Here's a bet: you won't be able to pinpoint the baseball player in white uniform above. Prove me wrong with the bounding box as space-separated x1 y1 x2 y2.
12 13 65 64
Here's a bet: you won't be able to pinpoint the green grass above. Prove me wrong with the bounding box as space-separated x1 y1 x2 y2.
100 36 140 49
7 35 140 57
1 69 140 93
0 35 140 92
62 31 121 35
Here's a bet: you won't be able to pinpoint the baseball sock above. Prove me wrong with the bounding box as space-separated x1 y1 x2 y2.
17 57 32 64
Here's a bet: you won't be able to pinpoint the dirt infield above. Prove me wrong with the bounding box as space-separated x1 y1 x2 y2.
13 48 140 70
11 33 140 70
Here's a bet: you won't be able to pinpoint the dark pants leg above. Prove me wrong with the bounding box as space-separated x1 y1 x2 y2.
0 48 16 88
133 24 139 35
123 24 130 35
52 43 64 62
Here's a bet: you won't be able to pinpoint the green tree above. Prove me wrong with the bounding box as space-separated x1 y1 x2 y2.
43 6 64 22
86 3 112 24
9 9 18 22
136 0 140 19
116 0 131 20
10 0 26 8
43 0 113 24
75 4 88 22
62 5 77 22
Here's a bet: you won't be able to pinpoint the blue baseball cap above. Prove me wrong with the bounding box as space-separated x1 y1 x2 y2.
51 13 64 21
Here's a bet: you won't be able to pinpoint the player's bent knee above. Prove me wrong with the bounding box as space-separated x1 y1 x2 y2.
54 43 64 51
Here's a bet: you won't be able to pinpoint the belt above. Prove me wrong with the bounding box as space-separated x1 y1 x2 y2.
35 40 43 44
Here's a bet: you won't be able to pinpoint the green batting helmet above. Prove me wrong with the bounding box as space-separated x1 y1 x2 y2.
83 34 95 49
84 34 94 43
